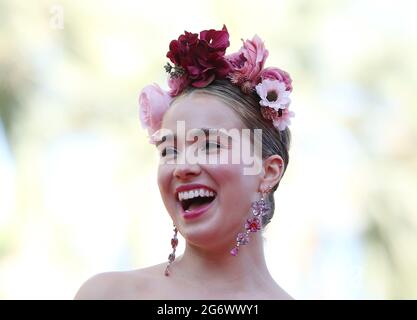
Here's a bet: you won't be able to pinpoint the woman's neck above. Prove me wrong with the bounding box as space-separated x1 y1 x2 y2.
171 233 277 292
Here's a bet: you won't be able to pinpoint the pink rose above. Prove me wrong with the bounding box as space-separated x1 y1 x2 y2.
138 84 171 140
168 74 190 97
226 35 269 92
259 67 292 92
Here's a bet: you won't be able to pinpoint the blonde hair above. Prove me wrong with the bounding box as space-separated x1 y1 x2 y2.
172 79 291 227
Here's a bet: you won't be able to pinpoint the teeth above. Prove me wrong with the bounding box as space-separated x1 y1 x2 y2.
177 188 216 201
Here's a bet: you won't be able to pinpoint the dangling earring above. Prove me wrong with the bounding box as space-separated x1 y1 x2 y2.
164 223 178 276
230 185 272 256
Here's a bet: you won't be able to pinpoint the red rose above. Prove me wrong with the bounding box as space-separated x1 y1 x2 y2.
166 25 232 94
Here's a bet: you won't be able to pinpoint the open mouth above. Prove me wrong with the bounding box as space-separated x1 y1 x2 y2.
177 188 217 212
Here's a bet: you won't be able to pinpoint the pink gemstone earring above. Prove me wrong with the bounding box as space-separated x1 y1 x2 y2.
230 185 272 256
164 223 178 276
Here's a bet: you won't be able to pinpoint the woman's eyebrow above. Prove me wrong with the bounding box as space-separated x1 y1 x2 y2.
188 128 231 139
156 128 232 146
187 128 233 147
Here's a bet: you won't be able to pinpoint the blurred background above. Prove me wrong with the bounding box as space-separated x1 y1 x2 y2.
1 0 416 299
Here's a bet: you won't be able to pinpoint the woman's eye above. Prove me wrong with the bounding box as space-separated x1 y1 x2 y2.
161 147 177 157
203 141 221 151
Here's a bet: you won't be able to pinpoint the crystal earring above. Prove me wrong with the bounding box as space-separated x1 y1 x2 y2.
230 186 272 256
164 223 178 276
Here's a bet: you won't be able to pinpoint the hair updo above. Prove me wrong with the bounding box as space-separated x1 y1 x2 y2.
171 79 291 227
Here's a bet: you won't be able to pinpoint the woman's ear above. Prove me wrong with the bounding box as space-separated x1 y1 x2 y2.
259 155 284 192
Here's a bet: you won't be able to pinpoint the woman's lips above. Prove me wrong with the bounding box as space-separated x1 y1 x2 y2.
179 197 216 220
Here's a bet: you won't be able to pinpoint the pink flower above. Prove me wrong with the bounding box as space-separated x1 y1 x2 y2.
260 107 295 131
259 67 293 92
168 74 190 97
138 84 171 140
255 79 290 110
245 217 261 232
226 35 269 93
272 108 295 131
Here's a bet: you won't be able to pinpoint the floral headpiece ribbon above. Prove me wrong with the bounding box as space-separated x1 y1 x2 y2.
139 25 294 142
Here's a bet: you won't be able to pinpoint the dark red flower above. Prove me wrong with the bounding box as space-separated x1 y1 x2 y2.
200 26 230 52
245 217 261 232
166 25 232 95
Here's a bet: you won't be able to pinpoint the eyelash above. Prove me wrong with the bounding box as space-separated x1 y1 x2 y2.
161 147 177 157
160 142 221 157
204 141 221 151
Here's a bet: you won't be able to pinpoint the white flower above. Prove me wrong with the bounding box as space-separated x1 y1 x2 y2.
255 79 290 110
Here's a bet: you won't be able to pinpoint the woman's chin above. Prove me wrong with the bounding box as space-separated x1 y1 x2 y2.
174 199 230 241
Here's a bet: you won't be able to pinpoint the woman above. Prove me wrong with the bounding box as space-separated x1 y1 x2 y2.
75 25 294 300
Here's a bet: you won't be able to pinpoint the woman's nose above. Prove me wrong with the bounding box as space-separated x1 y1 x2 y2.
173 162 201 180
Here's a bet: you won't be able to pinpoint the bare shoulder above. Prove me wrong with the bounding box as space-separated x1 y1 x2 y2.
269 284 294 300
74 263 167 300
275 289 294 300
74 271 130 299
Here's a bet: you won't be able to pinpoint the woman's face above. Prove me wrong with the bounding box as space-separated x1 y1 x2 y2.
156 93 262 250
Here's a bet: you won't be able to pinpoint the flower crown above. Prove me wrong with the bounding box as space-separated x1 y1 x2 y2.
139 25 294 142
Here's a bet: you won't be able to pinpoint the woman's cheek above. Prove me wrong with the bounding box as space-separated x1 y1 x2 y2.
204 162 241 187
157 165 172 202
